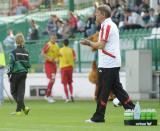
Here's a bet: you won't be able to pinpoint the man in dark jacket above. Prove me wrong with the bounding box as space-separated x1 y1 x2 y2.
7 33 31 115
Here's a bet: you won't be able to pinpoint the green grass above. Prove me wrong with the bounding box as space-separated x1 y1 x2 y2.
0 100 159 131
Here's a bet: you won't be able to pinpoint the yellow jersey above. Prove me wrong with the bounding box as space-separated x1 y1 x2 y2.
59 46 76 68
0 45 6 66
42 41 60 62
0 53 5 66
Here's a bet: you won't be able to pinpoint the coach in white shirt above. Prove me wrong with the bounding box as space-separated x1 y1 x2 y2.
80 5 135 123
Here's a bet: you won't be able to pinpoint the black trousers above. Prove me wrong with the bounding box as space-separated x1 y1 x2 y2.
91 67 135 121
10 72 27 112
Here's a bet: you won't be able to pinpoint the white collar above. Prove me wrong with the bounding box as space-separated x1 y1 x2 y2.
101 18 111 27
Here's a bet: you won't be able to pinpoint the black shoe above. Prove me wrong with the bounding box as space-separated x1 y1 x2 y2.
71 96 74 102
90 118 105 123
85 119 95 123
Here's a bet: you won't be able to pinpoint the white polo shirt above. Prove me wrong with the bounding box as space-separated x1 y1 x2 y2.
98 18 121 68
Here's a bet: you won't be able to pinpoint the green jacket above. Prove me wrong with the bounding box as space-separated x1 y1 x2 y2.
7 46 31 76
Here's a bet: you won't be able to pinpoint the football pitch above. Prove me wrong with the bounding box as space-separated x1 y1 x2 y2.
0 100 159 131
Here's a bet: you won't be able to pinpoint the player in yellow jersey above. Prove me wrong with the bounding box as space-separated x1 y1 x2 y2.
59 39 76 103
41 35 60 103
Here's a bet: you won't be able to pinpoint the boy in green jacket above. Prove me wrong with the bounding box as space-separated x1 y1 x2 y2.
7 33 31 115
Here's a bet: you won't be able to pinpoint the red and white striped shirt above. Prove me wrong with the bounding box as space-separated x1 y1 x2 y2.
98 18 121 68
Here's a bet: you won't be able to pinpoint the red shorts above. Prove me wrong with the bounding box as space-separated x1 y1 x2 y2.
45 61 57 79
61 66 73 84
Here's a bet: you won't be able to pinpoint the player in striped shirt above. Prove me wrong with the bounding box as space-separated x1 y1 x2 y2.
81 5 135 123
